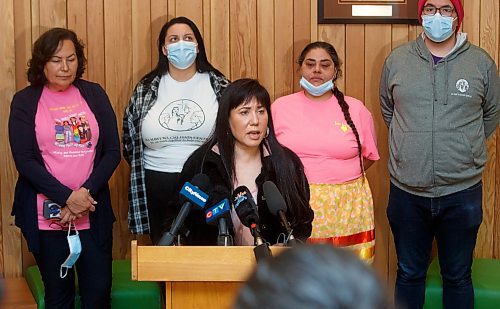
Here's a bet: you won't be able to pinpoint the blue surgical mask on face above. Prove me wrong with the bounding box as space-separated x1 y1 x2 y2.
300 76 334 97
60 222 82 279
422 13 456 43
166 41 198 70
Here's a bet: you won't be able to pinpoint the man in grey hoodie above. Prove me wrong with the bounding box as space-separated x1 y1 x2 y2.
379 0 499 308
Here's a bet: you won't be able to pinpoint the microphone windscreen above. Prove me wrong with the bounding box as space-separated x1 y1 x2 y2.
263 181 287 216
232 186 259 227
191 173 212 192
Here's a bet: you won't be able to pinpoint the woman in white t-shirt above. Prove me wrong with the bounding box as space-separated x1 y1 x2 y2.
123 16 229 244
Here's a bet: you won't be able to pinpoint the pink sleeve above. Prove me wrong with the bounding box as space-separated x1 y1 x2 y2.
360 108 380 161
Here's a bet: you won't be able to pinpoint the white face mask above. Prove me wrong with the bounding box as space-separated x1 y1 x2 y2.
299 76 334 97
60 222 82 278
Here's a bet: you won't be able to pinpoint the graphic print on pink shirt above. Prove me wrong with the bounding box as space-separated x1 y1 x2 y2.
35 85 100 230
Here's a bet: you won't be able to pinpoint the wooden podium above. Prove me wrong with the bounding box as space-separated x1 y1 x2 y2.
131 240 285 309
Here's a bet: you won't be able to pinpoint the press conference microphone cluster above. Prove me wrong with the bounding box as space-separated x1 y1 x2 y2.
232 186 272 262
158 174 211 246
205 198 233 246
263 181 301 246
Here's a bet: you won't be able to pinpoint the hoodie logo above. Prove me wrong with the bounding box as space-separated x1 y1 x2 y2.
456 79 469 93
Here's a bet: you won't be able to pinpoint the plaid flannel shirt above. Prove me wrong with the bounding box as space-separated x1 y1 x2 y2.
123 71 229 234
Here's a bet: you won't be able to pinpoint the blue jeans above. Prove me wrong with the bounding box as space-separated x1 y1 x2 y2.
387 181 482 309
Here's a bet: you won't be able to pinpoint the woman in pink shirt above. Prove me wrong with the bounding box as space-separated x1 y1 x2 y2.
272 41 380 262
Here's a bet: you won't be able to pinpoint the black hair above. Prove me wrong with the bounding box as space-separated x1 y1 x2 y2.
234 244 390 309
298 41 364 174
27 27 86 85
201 78 313 227
142 16 224 84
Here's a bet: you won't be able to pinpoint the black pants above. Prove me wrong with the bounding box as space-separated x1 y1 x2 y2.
33 229 113 309
145 169 180 244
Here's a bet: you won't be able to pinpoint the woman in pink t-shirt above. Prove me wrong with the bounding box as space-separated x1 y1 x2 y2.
272 41 380 263
9 28 120 307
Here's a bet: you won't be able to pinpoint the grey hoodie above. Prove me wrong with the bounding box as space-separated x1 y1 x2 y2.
380 34 499 197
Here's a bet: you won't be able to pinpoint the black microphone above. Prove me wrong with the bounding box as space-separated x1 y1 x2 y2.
232 186 272 262
158 174 211 246
263 181 300 246
205 199 233 246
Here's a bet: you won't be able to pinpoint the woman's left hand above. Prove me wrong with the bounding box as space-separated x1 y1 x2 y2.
66 187 97 216
59 207 78 224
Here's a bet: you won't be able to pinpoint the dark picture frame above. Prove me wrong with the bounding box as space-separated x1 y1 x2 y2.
318 0 420 24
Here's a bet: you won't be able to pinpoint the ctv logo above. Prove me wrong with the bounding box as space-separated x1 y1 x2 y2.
205 199 230 223
180 182 208 208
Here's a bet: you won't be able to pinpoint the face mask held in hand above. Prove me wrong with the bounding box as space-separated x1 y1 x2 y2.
166 41 198 70
60 221 82 279
300 76 334 97
422 13 456 43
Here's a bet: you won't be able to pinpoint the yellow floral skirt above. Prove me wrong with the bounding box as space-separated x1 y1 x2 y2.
307 177 375 263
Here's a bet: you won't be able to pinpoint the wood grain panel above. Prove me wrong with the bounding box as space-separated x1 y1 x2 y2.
496 129 500 259
0 0 22 278
67 0 87 47
202 0 211 60
230 0 257 80
210 0 230 77
256 0 274 98
150 0 170 73
345 24 365 101
274 0 294 99
104 0 133 259
462 0 480 45
176 0 203 29
13 0 31 90
293 0 312 93
86 0 105 86
310 0 317 41
39 0 67 33
31 0 40 42
364 24 393 282
132 0 152 86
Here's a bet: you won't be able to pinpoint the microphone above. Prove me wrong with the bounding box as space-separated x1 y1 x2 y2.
205 199 233 246
263 181 300 246
158 174 211 246
232 186 272 262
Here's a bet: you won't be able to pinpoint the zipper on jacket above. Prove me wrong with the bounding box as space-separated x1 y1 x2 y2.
431 65 437 186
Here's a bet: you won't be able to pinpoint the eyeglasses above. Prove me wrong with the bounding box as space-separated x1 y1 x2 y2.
422 5 455 17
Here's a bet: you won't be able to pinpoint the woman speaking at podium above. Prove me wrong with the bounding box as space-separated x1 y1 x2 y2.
173 79 314 246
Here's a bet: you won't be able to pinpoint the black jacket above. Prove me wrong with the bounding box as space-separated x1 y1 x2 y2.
177 146 312 245
9 79 121 253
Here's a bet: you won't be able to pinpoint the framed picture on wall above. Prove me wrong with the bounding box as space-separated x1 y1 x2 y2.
318 0 420 24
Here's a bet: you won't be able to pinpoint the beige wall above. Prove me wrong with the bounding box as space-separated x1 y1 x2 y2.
1 0 498 287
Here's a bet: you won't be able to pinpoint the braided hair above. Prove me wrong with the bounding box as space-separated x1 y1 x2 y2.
298 42 364 175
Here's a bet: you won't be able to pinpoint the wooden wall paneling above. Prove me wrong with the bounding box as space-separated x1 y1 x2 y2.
274 0 294 99
0 0 21 278
104 0 134 259
132 0 152 86
175 0 203 31
496 129 500 259
202 0 211 60
85 0 105 86
475 0 499 258
168 0 176 19
67 0 87 49
13 0 31 90
310 0 317 41
363 24 393 282
39 0 67 33
317 25 345 91
210 0 230 77
229 0 257 80
31 0 40 42
150 0 169 75
345 24 365 101
292 0 311 93
256 0 275 99
462 0 480 45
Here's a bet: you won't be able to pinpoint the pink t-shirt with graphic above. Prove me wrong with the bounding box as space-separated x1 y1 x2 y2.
35 85 99 230
272 91 379 184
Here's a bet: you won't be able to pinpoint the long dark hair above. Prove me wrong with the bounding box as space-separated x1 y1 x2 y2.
298 41 363 174
142 16 224 84
202 78 313 226
27 27 86 85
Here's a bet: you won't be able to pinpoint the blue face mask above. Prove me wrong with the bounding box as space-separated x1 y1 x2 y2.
166 41 198 70
422 13 455 43
60 222 82 278
300 76 334 97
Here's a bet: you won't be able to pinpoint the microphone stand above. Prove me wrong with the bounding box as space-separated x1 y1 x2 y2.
217 218 234 246
250 223 272 262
